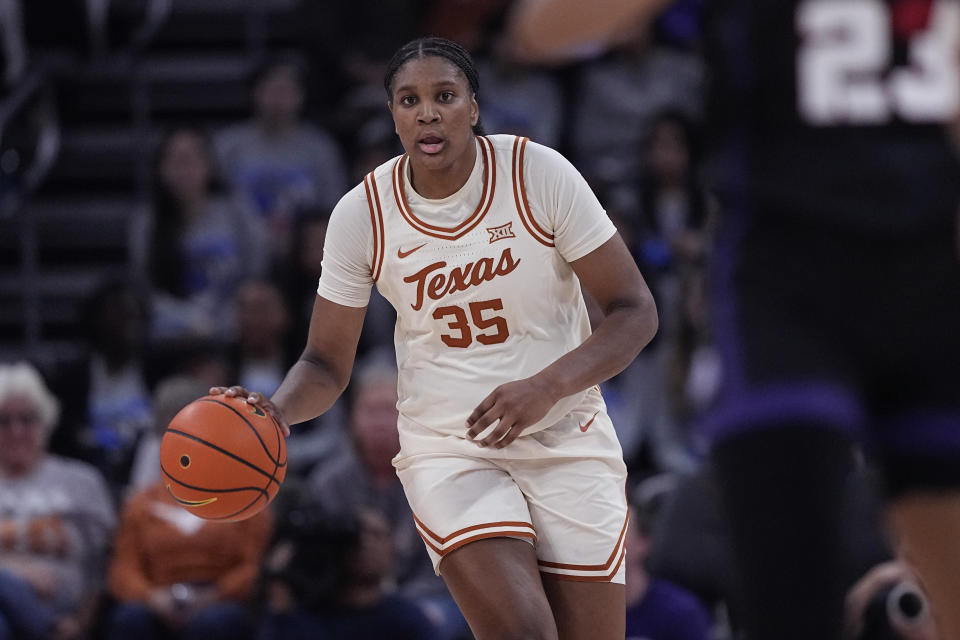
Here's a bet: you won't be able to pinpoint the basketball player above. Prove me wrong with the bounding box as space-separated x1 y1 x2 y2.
508 1 960 639
213 37 658 639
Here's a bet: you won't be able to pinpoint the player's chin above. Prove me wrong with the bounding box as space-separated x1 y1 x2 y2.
412 147 450 167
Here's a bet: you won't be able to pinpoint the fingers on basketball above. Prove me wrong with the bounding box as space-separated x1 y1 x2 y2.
159 394 287 521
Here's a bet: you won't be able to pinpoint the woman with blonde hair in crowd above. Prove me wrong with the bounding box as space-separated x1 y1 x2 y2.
0 361 116 640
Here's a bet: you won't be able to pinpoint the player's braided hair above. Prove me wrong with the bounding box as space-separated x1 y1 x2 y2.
384 36 485 135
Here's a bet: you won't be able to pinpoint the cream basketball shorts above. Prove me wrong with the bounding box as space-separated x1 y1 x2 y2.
393 393 628 583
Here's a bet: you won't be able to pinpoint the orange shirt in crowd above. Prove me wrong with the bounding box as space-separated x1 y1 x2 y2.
108 480 273 603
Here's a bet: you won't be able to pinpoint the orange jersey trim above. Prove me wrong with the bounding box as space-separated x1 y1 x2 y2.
363 172 386 281
537 511 629 571
512 136 554 247
540 547 626 582
413 514 537 557
392 136 496 240
421 529 538 557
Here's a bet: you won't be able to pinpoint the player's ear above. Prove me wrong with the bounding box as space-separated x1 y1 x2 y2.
470 95 479 127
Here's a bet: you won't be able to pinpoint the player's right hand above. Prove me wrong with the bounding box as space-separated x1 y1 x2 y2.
209 386 291 437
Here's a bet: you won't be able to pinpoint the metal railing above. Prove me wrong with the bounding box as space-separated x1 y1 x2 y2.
0 66 60 357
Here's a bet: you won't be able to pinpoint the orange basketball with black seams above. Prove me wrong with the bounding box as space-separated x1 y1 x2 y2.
159 395 286 522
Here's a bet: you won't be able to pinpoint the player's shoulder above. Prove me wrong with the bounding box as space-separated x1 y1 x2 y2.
487 134 569 165
486 134 577 181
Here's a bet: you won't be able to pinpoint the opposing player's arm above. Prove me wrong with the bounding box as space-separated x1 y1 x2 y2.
271 296 367 427
507 0 674 62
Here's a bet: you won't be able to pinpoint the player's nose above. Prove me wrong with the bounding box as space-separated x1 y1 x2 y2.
417 101 440 123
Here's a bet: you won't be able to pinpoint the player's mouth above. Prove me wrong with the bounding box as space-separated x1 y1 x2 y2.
418 134 445 155
166 484 218 507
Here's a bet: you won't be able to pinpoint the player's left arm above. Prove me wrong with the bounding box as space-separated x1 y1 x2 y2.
544 233 658 393
466 233 657 448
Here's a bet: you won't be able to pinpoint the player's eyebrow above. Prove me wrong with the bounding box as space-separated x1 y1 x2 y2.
394 80 460 94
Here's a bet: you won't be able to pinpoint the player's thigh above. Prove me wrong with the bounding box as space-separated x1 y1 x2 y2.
511 411 630 584
440 537 558 640
395 450 538 570
541 578 625 640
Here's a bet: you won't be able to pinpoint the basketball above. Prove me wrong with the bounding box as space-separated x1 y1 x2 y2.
159 394 287 522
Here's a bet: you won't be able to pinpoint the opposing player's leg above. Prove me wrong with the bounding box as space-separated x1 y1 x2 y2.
440 537 558 640
712 425 855 640
541 577 625 640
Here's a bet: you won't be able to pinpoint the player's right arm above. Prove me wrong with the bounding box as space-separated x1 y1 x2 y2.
214 299 366 434
268 297 367 428
213 182 377 434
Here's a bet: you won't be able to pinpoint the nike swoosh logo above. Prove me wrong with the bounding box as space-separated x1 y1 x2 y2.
579 410 601 433
397 243 427 259
166 484 218 507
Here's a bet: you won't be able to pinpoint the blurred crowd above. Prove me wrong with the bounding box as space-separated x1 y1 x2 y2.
0 1 929 639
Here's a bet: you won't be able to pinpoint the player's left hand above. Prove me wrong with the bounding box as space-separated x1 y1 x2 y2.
466 377 559 448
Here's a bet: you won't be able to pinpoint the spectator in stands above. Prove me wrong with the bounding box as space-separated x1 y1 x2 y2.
347 115 403 185
275 207 395 377
49 277 153 497
634 109 712 340
568 23 704 187
420 0 511 52
273 208 329 354
215 56 348 269
231 278 294 398
307 352 467 639
0 361 116 640
106 468 273 640
476 34 565 149
131 127 266 342
625 495 712 640
259 505 440 640
127 374 208 494
615 109 714 475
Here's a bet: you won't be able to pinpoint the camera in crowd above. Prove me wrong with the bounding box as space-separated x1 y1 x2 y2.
858 580 931 640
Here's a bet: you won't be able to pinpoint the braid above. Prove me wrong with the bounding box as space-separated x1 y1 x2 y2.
384 36 485 135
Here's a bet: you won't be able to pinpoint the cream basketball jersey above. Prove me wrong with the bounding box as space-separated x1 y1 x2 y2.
319 134 616 437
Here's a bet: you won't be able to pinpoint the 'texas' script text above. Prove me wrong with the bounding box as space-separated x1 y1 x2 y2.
403 248 521 311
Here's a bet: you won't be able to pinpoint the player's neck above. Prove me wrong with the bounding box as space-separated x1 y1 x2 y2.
408 139 478 200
